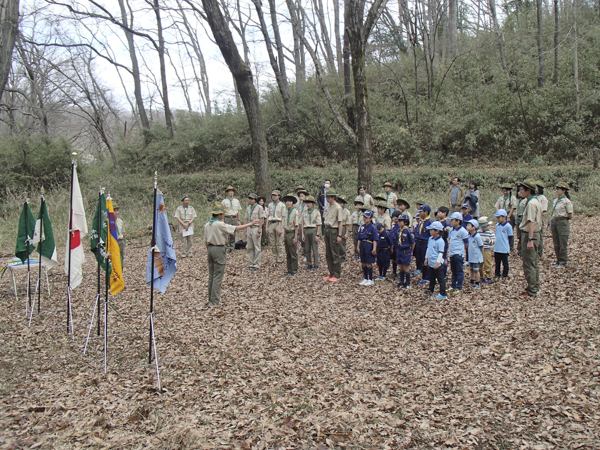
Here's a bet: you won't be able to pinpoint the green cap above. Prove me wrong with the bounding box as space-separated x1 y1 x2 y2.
520 179 538 191
210 201 229 215
282 193 298 204
295 185 305 192
112 202 120 209
382 181 393 188
555 182 570 190
181 195 189 201
248 193 258 199
416 200 426 205
325 190 338 197
536 180 545 188
225 185 235 192
374 192 386 201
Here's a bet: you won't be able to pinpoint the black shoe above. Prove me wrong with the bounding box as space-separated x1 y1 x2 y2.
284 272 291 276
312 266 319 271
306 265 313 270
289 272 297 277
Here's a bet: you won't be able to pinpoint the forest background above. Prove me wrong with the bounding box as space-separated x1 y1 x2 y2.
0 0 599 251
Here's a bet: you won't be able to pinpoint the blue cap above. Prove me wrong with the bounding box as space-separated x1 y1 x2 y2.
468 219 479 228
449 212 463 221
426 221 444 231
414 212 420 218
461 202 469 208
494 209 508 217
363 210 373 218
417 204 431 213
376 222 383 230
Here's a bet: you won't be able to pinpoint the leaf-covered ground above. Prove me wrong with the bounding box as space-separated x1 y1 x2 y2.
1 217 599 449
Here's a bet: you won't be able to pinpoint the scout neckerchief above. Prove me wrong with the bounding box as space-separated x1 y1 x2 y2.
208 217 220 225
307 207 314 225
419 215 430 234
286 207 295 227
355 210 363 225
271 200 280 218
399 225 408 244
227 196 236 212
551 195 567 217
502 194 512 210
519 195 538 227
249 203 257 219
182 205 189 220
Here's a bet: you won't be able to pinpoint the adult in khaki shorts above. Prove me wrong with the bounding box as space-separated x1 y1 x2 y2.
246 193 265 270
204 202 258 306
222 186 242 253
267 190 286 263
175 195 197 258
518 179 543 297
550 182 573 268
322 190 344 282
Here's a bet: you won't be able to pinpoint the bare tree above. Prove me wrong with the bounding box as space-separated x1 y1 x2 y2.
536 0 544 87
0 0 20 99
553 0 559 84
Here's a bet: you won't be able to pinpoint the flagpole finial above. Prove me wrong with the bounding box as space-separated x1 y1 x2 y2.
154 171 158 181
40 186 45 195
71 152 77 158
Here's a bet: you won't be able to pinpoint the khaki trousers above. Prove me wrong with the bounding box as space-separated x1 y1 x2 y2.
538 220 545 258
479 250 493 279
341 225 348 262
269 222 284 263
303 227 319 267
352 224 360 255
246 227 261 268
551 217 570 265
180 234 193 257
521 231 540 296
224 216 238 251
207 245 227 305
261 220 269 247
284 230 298 273
325 227 342 278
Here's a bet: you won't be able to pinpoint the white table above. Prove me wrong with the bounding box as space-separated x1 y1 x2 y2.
4 260 50 313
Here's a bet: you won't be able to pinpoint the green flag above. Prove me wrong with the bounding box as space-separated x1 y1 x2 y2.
15 202 36 263
90 192 110 273
33 199 58 269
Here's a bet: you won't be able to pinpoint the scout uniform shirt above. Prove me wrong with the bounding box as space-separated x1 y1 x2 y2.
301 207 322 228
342 208 352 228
116 217 124 240
397 226 415 251
204 218 237 245
223 197 242 218
385 191 398 212
551 195 573 218
415 216 432 242
324 200 344 227
357 193 374 211
519 196 543 232
268 200 286 223
175 205 197 232
537 195 549 214
283 207 300 231
494 195 518 214
246 202 265 223
376 213 392 230
351 210 364 227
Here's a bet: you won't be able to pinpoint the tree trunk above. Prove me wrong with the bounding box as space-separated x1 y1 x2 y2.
286 0 305 91
313 0 337 73
448 0 457 59
343 0 354 129
489 0 508 74
536 0 544 87
152 0 174 138
573 0 579 116
333 0 343 72
0 0 19 100
201 0 271 197
553 0 559 84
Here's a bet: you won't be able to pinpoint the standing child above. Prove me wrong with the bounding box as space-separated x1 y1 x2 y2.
494 184 518 252
296 189 309 261
382 182 398 216
375 223 392 280
351 197 364 259
268 190 286 263
460 203 473 229
245 193 265 270
375 201 392 230
175 195 197 258
258 197 269 248
357 210 378 286
389 211 401 278
300 195 321 270
493 209 513 279
464 181 480 219
395 216 415 290
535 181 549 259
396 198 412 226
447 212 469 292
373 194 387 219
414 204 433 285
467 219 484 289
436 206 451 279
281 194 300 276
515 193 527 257
424 221 447 299
336 195 352 263
478 217 496 284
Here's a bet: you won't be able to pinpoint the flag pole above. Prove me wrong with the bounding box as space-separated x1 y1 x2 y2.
104 192 111 373
148 171 161 391
67 152 77 338
37 187 45 314
24 192 32 315
97 186 103 336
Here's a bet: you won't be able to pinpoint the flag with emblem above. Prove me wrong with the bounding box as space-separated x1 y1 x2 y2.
106 197 124 295
64 169 88 289
32 199 58 269
90 192 109 274
146 190 177 293
15 201 36 263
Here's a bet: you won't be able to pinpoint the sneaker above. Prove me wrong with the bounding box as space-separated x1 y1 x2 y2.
473 284 481 290
328 277 339 282
365 279 374 286
359 279 368 285
463 262 469 267
447 287 455 293
302 256 307 262
284 272 291 276
306 265 313 270
289 272 297 277
353 255 360 260
493 275 501 280
435 294 448 300
401 284 410 290
412 270 421 275
323 276 332 281
312 266 319 271
554 264 565 269
419 279 429 286
375 276 385 281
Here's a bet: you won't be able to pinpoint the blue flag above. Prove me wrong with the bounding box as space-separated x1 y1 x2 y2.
146 190 177 293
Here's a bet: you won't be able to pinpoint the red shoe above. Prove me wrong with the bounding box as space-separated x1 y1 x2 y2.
323 276 332 281
328 277 339 282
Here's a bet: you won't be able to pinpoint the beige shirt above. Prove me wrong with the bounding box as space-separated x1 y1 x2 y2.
551 197 573 218
116 217 124 240
301 208 321 228
268 201 286 222
516 198 527 218
204 219 236 245
376 213 392 230
175 205 197 232
296 201 306 215
495 195 518 212
223 197 242 218
283 208 300 231
357 194 374 210
538 195 548 214
324 201 344 227
384 192 397 211
341 208 352 227
351 210 364 227
519 197 543 232
246 203 265 224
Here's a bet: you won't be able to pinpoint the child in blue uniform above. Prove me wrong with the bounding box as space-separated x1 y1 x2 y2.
461 203 473 229
467 219 484 289
424 221 447 299
395 216 415 290
357 210 378 286
389 211 401 278
493 209 513 278
447 212 469 292
375 223 392 280
414 204 433 285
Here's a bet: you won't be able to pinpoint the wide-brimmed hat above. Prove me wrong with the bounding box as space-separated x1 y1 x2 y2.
374 192 386 201
271 190 281 196
494 209 508 217
113 202 120 210
225 185 236 192
304 195 316 203
416 200 426 205
297 189 309 196
210 201 229 215
519 179 538 191
295 185 305 192
382 182 393 188
248 193 258 200
478 216 492 227
376 200 388 210
467 219 479 228
337 195 347 204
426 221 444 231
396 198 410 209
555 182 570 190
282 193 298 204
536 181 545 188
354 196 364 205
325 190 338 198
449 212 463 221
181 195 189 201
361 205 372 212
501 184 513 190
417 204 431 213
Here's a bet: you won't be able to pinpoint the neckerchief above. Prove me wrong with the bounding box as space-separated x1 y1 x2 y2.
419 215 431 234
271 200 280 218
249 203 257 219
286 207 294 226
208 217 220 225
520 195 538 227
551 195 566 217
502 195 511 210
307 208 314 224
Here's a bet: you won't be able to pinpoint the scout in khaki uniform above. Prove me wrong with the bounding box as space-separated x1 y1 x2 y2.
204 202 259 306
515 194 527 257
114 203 125 260
336 195 352 263
447 177 465 213
294 185 306 205
281 194 300 275
494 184 518 252
223 186 242 253
323 190 344 282
258 197 269 247
246 193 265 270
351 197 364 259
175 195 197 258
395 198 412 227
382 182 398 216
550 182 574 268
535 181 549 259
357 186 374 211
373 193 386 217
518 179 543 297
267 190 286 263
375 201 392 230
301 195 321 270
295 189 309 261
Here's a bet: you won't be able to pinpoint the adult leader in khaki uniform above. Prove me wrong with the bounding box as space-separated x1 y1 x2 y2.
323 190 344 282
246 193 265 270
175 195 197 258
518 179 543 297
282 193 300 275
204 202 259 306
223 186 242 252
268 190 286 263
550 182 574 268
301 195 321 270
382 182 398 216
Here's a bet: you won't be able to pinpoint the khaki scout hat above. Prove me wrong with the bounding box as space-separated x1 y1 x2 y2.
297 189 309 196
555 182 570 190
282 193 298 204
361 205 371 212
519 179 538 191
536 181 545 188
376 200 388 210
225 185 235 192
382 182 393 188
295 185 305 192
336 195 347 204
304 195 316 203
396 198 410 209
210 201 229 215
416 200 426 206
113 203 120 210
478 216 492 227
325 190 338 197
271 190 281 196
374 192 386 201
354 196 364 205
501 184 513 190
248 193 258 200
